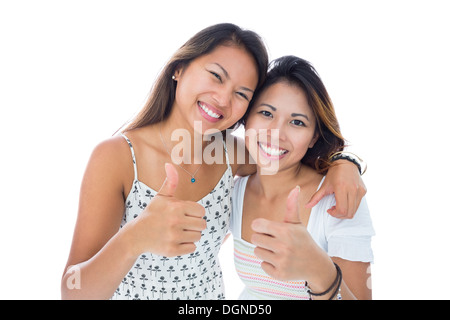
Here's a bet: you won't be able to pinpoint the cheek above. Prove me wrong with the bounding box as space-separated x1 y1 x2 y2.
175 71 208 104
243 122 258 151
229 101 249 122
174 81 193 106
244 113 262 131
244 118 272 163
244 125 259 158
293 134 316 157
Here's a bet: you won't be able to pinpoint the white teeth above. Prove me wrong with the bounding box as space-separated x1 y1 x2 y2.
259 143 288 156
199 102 221 119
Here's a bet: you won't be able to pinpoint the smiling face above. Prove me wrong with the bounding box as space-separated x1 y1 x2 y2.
172 45 259 133
245 81 319 173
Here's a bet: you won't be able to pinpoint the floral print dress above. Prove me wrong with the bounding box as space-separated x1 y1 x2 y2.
111 134 233 300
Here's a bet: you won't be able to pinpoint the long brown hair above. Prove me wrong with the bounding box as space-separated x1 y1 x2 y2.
240 55 346 174
123 23 268 132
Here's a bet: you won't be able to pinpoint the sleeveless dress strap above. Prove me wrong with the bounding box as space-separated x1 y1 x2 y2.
222 138 232 170
120 133 138 181
121 133 229 181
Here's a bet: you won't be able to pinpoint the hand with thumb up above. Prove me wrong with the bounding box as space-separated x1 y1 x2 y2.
251 186 335 284
124 163 207 257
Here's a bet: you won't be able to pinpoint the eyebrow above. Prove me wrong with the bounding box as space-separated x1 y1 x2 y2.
260 103 310 121
214 63 230 80
214 63 254 93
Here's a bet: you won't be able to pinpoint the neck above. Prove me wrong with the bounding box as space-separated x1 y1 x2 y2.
159 117 215 166
252 164 303 200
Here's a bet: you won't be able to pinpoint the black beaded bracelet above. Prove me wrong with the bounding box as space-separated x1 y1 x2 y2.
307 263 343 300
330 264 343 300
330 152 365 175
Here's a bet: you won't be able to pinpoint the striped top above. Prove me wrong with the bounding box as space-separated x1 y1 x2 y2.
230 175 375 300
234 238 309 299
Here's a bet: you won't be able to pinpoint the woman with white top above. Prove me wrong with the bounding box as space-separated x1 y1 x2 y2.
230 55 375 300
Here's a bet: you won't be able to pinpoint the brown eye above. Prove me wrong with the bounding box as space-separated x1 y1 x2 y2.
209 71 222 82
290 119 305 127
258 110 272 118
237 92 249 101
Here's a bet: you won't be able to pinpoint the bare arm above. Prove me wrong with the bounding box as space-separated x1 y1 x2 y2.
61 137 138 299
61 137 206 300
307 160 366 219
332 257 372 300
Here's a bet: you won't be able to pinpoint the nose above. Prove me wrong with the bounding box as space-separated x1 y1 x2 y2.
266 120 287 143
212 85 232 108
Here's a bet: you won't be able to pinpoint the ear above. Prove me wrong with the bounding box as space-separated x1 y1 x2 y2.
308 132 320 148
172 65 184 81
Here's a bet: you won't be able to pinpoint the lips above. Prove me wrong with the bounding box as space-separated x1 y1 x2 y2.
258 142 289 159
198 101 224 122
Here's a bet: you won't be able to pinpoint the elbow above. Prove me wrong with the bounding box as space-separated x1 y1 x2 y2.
61 265 81 300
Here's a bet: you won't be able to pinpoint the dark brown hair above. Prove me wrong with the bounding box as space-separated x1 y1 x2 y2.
123 23 268 132
240 55 345 174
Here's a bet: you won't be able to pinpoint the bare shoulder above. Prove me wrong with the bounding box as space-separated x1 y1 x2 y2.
120 126 163 155
66 134 135 265
90 134 131 164
63 135 133 268
94 133 137 187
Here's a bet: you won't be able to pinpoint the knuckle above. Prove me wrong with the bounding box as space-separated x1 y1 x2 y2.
337 181 347 189
167 216 178 228
267 268 278 279
261 262 273 275
168 212 183 227
282 245 293 256
194 232 202 242
166 231 178 244
361 185 368 196
197 205 206 215
271 264 286 281
170 201 183 212
272 224 283 235
181 243 196 256
335 207 347 217
253 246 263 259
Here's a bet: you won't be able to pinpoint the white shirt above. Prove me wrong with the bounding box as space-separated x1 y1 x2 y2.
230 175 375 300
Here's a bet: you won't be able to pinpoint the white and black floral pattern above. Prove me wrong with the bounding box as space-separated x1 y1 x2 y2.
111 134 233 300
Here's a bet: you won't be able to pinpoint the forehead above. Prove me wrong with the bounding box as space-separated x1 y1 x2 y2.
200 44 253 64
195 45 258 84
257 82 312 114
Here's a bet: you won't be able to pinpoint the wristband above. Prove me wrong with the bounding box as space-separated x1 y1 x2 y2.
307 263 343 300
329 151 366 175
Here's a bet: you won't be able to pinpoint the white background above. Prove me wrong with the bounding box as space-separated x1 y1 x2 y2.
1 0 449 299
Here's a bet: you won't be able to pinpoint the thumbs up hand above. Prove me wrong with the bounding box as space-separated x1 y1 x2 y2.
251 186 327 281
125 163 206 257
284 186 302 224
158 162 180 197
